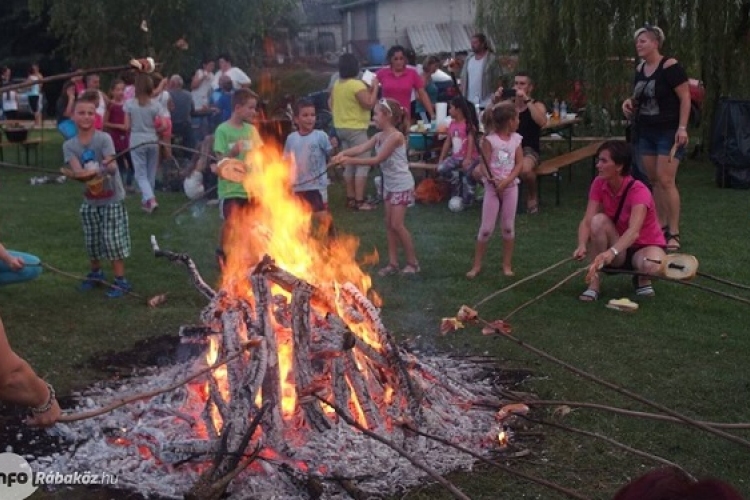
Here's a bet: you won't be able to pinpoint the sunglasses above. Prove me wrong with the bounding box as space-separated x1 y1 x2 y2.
379 99 393 114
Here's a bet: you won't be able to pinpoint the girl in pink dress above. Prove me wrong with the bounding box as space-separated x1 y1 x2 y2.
467 102 523 278
104 79 134 191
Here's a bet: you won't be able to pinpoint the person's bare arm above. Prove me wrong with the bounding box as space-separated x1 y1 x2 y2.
333 134 378 161
0 317 61 427
573 199 603 260
0 242 24 270
354 78 380 110
416 88 434 119
589 204 647 270
335 133 397 166
437 132 451 164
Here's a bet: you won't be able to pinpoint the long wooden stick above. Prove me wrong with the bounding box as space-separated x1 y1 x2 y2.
398 423 589 500
519 415 696 481
503 267 586 320
315 395 471 500
477 399 750 430
38 262 145 299
59 340 259 422
0 64 151 93
479 319 750 451
473 257 574 308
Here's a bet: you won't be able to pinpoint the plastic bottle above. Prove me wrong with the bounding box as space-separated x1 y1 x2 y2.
552 99 560 121
560 100 568 120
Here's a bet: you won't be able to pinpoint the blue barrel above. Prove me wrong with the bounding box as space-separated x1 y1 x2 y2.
0 251 43 286
368 44 386 65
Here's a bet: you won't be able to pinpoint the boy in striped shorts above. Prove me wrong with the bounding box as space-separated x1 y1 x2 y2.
63 90 132 298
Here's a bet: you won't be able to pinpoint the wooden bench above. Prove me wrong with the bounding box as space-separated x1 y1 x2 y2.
537 140 605 206
408 162 438 173
541 135 625 144
0 138 44 166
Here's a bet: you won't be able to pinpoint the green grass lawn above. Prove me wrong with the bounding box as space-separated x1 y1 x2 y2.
2 132 749 499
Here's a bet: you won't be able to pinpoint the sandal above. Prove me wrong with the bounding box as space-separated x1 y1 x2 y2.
632 275 656 297
401 262 420 275
355 200 377 211
346 197 357 210
378 263 399 276
527 203 539 215
579 288 599 302
665 232 681 252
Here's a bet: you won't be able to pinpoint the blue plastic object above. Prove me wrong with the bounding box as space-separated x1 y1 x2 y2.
0 251 43 286
368 44 386 65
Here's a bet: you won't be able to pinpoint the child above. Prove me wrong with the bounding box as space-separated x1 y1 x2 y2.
213 89 263 261
62 90 132 298
211 75 234 129
333 98 419 275
436 96 480 203
125 73 166 213
103 79 134 193
152 73 174 160
283 98 337 238
466 102 523 279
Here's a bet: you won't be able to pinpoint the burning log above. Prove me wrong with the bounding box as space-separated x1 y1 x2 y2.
185 405 267 500
250 270 285 449
291 282 332 432
151 236 216 300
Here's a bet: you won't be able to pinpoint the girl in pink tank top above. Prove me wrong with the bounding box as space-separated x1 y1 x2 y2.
467 102 523 278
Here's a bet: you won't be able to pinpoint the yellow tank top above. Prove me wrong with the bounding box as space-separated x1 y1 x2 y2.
332 79 370 130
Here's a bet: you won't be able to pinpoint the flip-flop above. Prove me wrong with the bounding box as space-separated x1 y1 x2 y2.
400 262 420 275
378 264 399 277
632 275 656 297
635 285 656 297
579 288 599 302
606 298 639 312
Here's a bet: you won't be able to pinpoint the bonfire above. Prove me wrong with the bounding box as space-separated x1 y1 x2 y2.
40 144 509 499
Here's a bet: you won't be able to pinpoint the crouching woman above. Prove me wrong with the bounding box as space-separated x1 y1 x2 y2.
573 140 666 300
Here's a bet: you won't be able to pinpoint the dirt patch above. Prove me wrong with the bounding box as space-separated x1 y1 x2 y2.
76 334 182 375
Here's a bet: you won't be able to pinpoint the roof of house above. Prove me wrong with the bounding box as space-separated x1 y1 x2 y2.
407 23 476 55
301 0 343 25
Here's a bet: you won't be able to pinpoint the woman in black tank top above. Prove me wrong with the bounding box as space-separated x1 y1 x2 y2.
621 25 691 252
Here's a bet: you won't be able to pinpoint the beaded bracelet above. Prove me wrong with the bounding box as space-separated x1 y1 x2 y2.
30 383 56 415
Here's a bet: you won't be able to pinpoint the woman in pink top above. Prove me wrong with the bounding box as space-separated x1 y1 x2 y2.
376 45 434 121
574 140 666 301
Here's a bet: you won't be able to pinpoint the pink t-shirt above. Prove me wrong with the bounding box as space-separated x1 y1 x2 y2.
447 121 479 160
485 132 523 184
589 175 666 247
375 67 423 117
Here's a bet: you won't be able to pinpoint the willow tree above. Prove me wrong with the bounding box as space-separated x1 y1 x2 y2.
478 0 750 141
27 0 299 74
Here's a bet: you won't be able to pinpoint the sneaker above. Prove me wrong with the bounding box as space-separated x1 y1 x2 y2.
106 277 132 298
79 269 105 291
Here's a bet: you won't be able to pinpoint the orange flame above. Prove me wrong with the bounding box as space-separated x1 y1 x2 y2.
215 140 384 428
205 336 229 432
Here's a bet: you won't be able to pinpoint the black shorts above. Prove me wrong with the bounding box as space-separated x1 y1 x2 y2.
295 190 326 213
220 198 258 220
28 96 40 113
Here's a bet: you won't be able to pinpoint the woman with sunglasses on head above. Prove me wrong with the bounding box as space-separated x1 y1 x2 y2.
333 98 420 276
376 45 434 122
573 141 666 302
622 25 690 253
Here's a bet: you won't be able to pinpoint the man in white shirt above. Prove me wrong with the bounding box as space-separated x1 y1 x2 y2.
212 54 252 90
460 34 503 108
